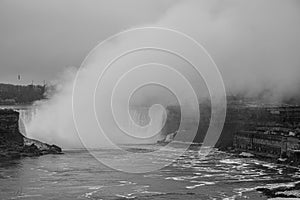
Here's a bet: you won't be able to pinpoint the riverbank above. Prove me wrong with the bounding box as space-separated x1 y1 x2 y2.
0 139 62 160
257 181 300 199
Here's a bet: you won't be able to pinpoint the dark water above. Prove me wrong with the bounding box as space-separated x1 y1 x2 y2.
1 145 300 200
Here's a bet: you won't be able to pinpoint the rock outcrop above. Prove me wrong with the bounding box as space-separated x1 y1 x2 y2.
256 182 300 199
0 109 62 161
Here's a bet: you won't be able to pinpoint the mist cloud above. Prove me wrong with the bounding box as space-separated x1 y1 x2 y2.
158 0 300 102
27 0 300 148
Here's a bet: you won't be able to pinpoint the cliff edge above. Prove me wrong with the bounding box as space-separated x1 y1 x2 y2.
0 109 62 161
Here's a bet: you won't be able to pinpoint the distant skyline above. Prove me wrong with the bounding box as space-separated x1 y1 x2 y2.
0 0 176 85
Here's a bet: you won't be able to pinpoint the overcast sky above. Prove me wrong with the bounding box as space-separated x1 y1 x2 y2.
0 0 176 85
1 0 300 102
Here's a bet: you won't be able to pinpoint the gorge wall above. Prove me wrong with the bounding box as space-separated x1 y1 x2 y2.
0 109 24 145
0 109 62 160
161 101 300 148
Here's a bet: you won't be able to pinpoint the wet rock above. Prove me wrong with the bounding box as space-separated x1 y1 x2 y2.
49 145 62 154
24 138 63 155
257 183 300 198
0 109 63 161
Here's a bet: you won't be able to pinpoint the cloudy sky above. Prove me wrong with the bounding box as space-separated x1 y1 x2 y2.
1 0 300 103
0 0 176 84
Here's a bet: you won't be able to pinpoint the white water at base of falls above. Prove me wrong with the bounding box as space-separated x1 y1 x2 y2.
14 105 167 143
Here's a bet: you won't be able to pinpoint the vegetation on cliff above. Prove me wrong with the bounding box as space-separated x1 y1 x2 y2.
0 83 46 105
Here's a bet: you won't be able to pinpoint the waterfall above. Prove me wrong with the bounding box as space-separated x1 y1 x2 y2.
127 106 166 140
17 106 37 136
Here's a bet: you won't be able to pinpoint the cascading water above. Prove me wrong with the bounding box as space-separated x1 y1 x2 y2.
128 106 167 141
20 101 169 149
17 106 38 136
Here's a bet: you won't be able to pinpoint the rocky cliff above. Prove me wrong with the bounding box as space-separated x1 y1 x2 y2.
0 109 62 160
161 101 300 149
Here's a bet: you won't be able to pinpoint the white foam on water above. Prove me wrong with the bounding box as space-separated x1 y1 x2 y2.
165 175 199 181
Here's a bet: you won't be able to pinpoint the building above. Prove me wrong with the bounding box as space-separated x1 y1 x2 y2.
233 130 300 159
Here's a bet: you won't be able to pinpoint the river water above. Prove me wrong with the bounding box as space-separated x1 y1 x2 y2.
1 145 300 200
1 105 299 199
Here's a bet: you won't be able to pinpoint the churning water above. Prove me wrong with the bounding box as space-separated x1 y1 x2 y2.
1 145 300 200
1 106 300 199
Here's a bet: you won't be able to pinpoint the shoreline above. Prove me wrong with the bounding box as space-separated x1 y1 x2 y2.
224 149 300 199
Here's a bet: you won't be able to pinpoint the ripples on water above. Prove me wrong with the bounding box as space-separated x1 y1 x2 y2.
0 145 300 200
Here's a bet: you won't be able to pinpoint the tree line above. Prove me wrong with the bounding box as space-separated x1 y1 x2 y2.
0 83 45 105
